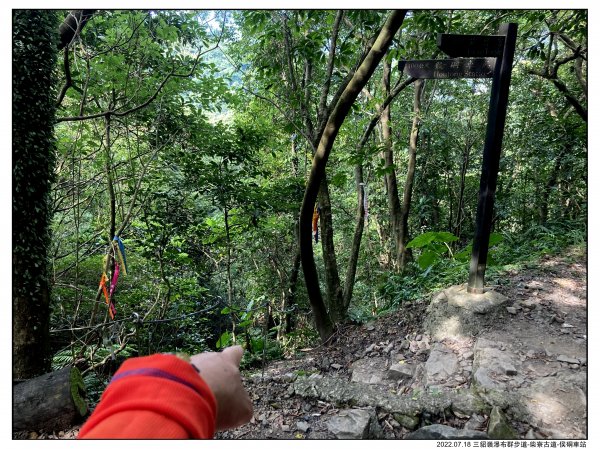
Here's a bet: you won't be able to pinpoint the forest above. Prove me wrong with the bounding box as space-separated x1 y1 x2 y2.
13 9 587 439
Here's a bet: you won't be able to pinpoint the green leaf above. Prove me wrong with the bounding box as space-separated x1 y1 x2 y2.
216 331 231 349
488 232 503 248
418 250 439 270
238 319 253 328
330 171 348 188
406 231 458 249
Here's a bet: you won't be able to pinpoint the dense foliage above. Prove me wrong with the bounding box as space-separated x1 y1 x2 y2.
12 10 586 396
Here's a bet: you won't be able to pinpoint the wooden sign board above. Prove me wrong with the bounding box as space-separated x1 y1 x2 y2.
399 57 496 79
437 34 505 58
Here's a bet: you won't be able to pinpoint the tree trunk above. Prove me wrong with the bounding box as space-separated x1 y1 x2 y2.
88 114 116 327
539 146 568 224
13 366 88 432
224 206 236 342
342 164 366 311
13 10 58 379
57 10 95 50
380 58 403 272
454 139 473 240
280 244 301 337
319 177 345 322
299 10 406 342
398 79 424 270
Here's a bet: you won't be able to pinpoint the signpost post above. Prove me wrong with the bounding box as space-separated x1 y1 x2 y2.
399 23 518 294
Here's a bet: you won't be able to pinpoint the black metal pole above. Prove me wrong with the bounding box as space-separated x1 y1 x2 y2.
467 23 518 293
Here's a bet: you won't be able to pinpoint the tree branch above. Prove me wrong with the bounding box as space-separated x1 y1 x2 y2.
58 10 96 50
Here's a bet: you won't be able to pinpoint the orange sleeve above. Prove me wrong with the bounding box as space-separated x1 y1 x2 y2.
78 354 217 439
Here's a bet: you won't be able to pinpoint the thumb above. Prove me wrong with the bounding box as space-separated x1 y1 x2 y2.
222 345 244 365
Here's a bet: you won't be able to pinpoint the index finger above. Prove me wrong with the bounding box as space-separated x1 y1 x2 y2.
222 345 244 365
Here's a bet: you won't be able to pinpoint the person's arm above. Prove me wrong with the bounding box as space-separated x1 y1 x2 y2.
78 346 252 439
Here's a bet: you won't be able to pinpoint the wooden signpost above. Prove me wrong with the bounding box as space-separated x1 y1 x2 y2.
399 23 518 294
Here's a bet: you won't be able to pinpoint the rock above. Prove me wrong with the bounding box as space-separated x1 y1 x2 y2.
393 413 419 430
383 343 394 354
462 350 474 360
451 390 488 419
366 325 375 331
281 424 290 432
487 406 518 439
365 343 376 354
472 338 523 390
561 323 574 328
557 354 580 365
407 424 489 440
28 432 38 440
321 357 330 369
506 307 517 315
387 362 414 381
282 372 298 383
326 409 374 439
525 428 536 439
296 421 310 432
351 357 387 385
400 340 410 350
424 344 458 384
445 284 509 314
520 375 587 436
331 363 343 370
501 362 518 376
464 414 486 430
417 340 430 351
409 340 420 353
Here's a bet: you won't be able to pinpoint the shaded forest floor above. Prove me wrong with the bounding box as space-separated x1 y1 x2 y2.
18 246 586 440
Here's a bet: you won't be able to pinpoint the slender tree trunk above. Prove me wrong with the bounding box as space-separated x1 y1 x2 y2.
319 177 345 322
88 114 116 327
380 59 403 272
539 146 568 224
299 10 406 342
224 206 235 342
280 135 302 338
454 139 473 239
342 164 366 310
398 79 424 270
280 245 301 338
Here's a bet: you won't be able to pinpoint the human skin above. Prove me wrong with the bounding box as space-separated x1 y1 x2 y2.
190 345 253 431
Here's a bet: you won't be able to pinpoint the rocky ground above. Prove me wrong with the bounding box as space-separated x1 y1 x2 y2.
18 247 587 440
217 247 587 440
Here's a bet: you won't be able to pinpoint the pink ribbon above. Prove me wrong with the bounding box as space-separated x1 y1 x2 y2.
109 262 120 298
